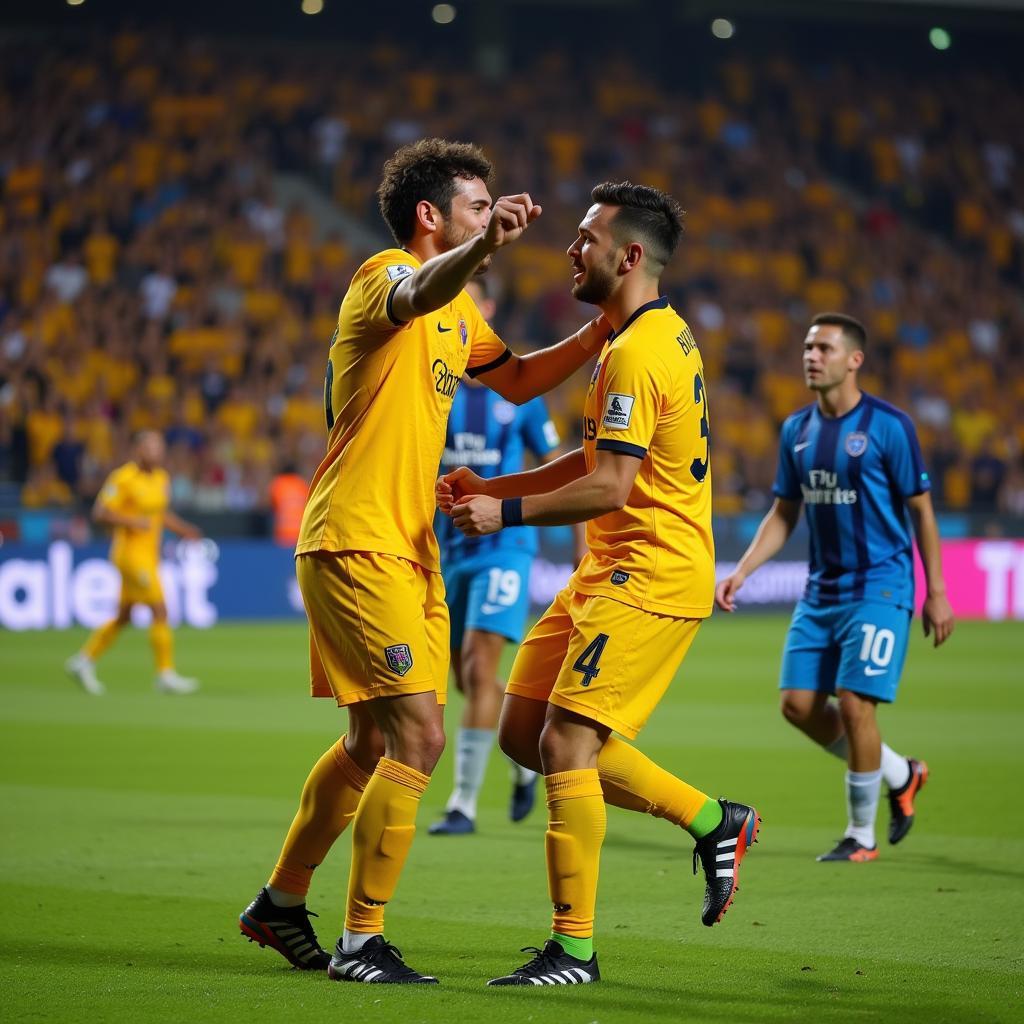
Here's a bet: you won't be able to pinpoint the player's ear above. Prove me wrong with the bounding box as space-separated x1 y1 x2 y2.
849 347 865 372
416 200 440 235
620 241 643 274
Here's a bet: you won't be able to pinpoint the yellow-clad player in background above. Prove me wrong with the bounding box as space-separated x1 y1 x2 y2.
65 430 203 696
440 183 761 986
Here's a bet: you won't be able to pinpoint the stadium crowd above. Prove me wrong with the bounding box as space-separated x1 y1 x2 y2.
1 30 1021 526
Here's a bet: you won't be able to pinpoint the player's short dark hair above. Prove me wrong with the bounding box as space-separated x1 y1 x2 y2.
811 312 867 352
590 181 684 271
378 139 494 245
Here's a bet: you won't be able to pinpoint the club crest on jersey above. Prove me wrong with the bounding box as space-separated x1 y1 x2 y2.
610 570 630 586
845 432 868 457
493 400 516 425
385 264 414 282
458 318 467 347
588 360 602 395
384 644 414 676
603 392 634 429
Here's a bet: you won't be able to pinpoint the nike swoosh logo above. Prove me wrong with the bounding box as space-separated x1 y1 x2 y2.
864 666 887 676
794 442 811 452
437 323 452 333
480 603 504 615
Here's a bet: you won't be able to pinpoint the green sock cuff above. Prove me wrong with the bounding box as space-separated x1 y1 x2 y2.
551 931 593 961
688 798 724 839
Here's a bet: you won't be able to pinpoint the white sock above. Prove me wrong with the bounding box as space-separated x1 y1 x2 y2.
825 735 911 791
506 755 537 785
881 746 911 791
342 929 379 953
446 727 495 820
266 885 305 908
845 769 882 848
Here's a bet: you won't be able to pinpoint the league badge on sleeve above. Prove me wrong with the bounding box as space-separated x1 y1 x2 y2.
458 318 468 347
603 392 635 429
384 644 414 676
845 432 868 457
385 264 414 282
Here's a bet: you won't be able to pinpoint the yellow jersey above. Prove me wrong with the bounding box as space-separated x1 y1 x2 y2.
297 248 509 571
572 298 714 618
97 462 170 567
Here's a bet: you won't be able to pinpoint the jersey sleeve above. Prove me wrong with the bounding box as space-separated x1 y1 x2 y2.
772 420 802 500
883 412 932 497
355 250 419 334
593 342 664 459
463 295 511 378
96 467 130 512
521 396 560 458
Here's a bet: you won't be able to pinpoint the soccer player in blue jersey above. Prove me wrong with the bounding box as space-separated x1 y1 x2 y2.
430 278 573 835
716 313 954 862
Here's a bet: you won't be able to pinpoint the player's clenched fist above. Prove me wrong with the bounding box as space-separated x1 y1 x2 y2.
451 495 503 537
484 193 542 251
436 466 488 516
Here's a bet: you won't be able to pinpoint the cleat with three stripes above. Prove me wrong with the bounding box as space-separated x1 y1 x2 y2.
238 887 332 970
692 798 761 927
487 940 600 986
327 936 438 984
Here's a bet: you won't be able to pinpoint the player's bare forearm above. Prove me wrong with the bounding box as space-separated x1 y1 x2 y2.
735 499 801 578
476 318 607 405
487 449 588 499
165 511 202 540
520 451 637 526
906 493 946 597
390 235 494 321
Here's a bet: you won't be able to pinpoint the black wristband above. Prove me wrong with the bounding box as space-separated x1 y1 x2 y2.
500 497 524 528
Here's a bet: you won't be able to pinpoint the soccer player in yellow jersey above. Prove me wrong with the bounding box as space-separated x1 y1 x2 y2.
439 183 762 986
65 431 202 696
239 139 617 984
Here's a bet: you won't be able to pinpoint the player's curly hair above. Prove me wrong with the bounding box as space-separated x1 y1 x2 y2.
590 181 685 271
377 139 494 244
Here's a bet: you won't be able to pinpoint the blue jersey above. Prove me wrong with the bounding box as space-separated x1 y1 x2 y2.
773 393 930 610
436 386 559 559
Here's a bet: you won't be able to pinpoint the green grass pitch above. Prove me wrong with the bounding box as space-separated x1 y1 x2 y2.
1 615 1021 1023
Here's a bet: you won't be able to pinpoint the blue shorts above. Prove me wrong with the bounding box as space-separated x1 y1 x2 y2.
442 549 534 649
779 600 912 703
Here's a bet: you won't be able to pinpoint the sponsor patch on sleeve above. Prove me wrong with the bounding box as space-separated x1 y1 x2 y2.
602 392 635 429
385 264 415 282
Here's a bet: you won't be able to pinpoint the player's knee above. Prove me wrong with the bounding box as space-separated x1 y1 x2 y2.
497 719 532 767
837 689 875 726
404 719 446 768
780 692 812 727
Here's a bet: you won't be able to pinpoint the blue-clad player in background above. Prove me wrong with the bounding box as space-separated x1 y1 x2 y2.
716 313 955 862
430 279 579 835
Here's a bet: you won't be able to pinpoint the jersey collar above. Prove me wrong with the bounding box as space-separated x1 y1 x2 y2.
608 296 669 341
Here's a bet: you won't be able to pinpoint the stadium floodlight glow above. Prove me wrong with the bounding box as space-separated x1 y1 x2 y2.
711 18 735 40
301 0 324 14
929 27 951 50
432 4 457 24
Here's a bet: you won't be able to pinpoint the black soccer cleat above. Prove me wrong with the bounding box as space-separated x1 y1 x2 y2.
816 836 879 862
692 799 761 927
510 775 539 823
487 940 600 986
888 758 928 845
327 935 439 984
239 887 332 970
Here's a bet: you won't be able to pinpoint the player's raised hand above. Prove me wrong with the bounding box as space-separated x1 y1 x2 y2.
484 193 542 251
714 571 746 612
451 495 503 537
921 591 955 647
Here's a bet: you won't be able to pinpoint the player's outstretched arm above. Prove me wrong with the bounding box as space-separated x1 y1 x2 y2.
714 498 801 612
474 316 609 405
390 194 541 322
450 448 636 536
906 491 955 647
165 510 203 541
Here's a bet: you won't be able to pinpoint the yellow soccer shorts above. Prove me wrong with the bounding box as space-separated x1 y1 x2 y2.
506 587 702 739
297 550 449 708
115 558 165 606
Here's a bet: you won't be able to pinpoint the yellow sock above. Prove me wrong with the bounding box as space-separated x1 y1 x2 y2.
269 737 372 898
545 769 605 940
82 619 122 661
149 621 174 673
344 757 429 935
599 735 712 830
